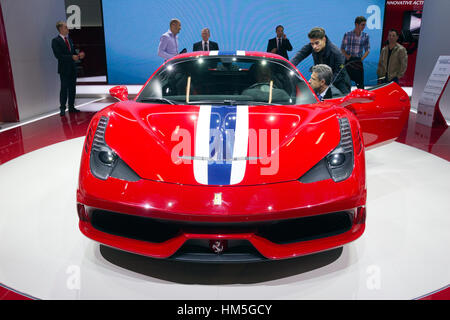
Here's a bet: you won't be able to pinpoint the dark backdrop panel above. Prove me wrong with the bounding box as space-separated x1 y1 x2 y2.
382 1 424 87
70 27 107 78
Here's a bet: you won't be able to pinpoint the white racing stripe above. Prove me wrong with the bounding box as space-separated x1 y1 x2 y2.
230 105 249 185
193 105 211 185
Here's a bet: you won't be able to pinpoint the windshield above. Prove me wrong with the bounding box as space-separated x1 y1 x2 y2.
136 56 316 105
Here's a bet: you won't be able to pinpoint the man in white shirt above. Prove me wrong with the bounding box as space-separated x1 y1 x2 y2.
193 28 219 52
158 19 183 60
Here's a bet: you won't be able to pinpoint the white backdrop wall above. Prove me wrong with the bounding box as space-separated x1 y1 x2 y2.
1 0 65 121
411 0 450 122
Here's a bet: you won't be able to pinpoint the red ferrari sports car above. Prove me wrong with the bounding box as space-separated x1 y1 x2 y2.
77 51 410 262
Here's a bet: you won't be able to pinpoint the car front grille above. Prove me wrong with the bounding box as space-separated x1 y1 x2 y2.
90 209 353 246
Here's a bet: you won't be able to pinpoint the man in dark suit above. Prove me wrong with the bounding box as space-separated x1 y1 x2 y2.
193 28 219 51
51 21 85 116
308 64 344 101
266 25 293 60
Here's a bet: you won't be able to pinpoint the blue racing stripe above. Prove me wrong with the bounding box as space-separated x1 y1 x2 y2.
218 51 236 56
208 105 237 185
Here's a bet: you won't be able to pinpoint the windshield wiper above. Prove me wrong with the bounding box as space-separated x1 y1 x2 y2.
237 101 283 106
139 97 178 105
185 100 282 106
185 100 235 105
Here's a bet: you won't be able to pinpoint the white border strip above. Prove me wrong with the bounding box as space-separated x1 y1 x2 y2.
193 105 211 185
0 97 106 133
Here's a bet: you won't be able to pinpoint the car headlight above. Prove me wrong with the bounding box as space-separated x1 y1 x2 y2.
98 150 117 165
89 116 141 181
326 117 354 182
299 117 354 183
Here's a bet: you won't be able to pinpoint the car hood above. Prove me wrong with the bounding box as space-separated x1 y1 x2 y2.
103 101 341 186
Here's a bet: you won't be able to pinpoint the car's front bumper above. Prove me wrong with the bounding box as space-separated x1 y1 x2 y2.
77 172 366 261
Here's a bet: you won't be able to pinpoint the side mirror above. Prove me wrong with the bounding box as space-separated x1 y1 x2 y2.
109 85 128 101
339 89 376 107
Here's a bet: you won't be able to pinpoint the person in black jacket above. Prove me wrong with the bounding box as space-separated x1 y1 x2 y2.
266 25 293 60
290 27 351 94
193 28 219 52
51 21 85 116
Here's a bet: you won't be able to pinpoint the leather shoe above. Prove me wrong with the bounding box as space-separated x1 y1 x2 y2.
68 107 80 113
60 108 66 116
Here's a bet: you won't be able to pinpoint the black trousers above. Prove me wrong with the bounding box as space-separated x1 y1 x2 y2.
59 72 77 110
345 57 364 89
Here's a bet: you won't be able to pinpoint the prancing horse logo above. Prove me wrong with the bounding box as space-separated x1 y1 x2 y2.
211 240 224 254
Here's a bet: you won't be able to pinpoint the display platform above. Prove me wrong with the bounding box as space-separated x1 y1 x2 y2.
0 138 448 300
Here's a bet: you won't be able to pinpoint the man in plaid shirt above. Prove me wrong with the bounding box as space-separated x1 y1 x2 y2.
341 16 370 89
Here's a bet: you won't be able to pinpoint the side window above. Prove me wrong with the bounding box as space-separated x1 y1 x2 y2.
295 80 315 105
272 65 291 95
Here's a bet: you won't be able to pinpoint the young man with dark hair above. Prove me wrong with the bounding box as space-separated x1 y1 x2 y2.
266 25 293 60
291 27 351 94
341 16 370 89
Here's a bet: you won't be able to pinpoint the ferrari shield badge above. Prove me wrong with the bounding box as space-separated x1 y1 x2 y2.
209 240 227 254
213 193 222 205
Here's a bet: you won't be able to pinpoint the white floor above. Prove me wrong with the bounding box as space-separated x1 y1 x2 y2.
0 139 448 300
0 98 104 133
76 84 142 97
77 76 107 83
